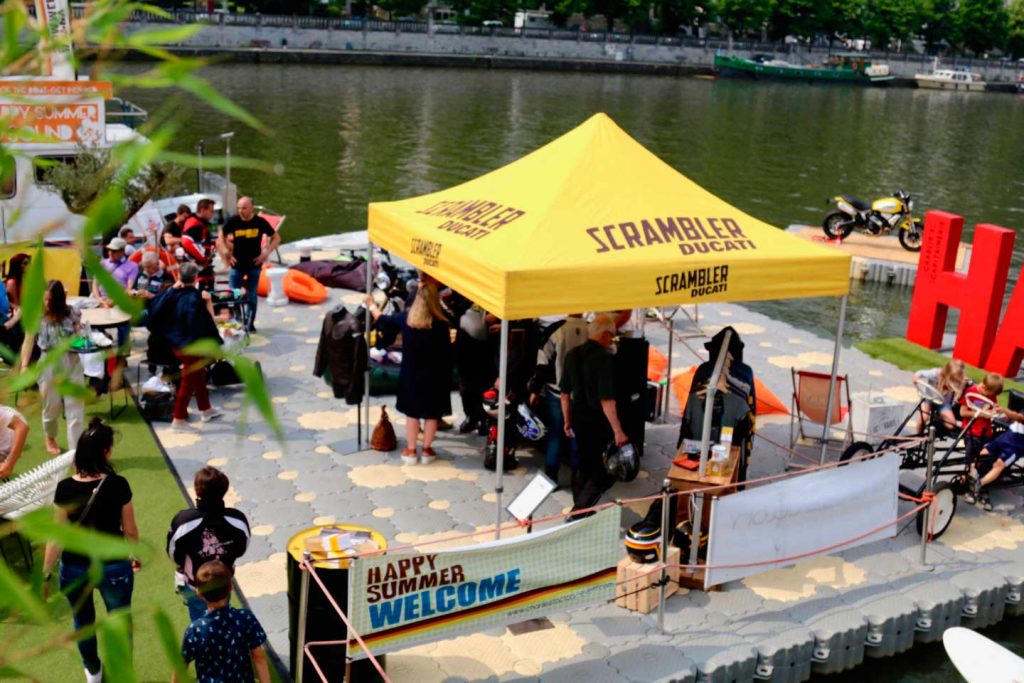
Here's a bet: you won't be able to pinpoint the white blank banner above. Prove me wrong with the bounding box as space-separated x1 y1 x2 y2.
705 453 899 588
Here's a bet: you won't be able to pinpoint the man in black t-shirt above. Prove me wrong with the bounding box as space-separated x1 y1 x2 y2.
216 196 280 333
560 314 629 517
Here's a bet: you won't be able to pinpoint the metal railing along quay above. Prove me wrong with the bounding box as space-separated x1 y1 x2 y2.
56 5 1024 75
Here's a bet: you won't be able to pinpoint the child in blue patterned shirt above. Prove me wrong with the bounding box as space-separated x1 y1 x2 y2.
173 560 270 683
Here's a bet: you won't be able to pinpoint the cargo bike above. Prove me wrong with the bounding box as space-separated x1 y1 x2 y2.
838 380 1024 538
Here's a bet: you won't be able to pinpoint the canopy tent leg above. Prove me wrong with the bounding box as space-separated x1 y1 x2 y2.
363 243 374 451
820 295 848 465
494 319 510 539
688 328 732 569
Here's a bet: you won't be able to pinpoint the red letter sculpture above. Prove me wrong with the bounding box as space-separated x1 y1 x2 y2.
985 269 1024 377
905 211 1015 367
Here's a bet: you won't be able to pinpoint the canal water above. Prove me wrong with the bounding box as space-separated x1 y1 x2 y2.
125 64 1023 680
124 63 1024 344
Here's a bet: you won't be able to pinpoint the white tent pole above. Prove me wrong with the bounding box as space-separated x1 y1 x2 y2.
820 295 848 464
364 243 374 451
688 328 731 570
494 319 510 539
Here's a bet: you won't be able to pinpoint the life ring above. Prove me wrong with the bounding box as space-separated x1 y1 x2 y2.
258 267 328 304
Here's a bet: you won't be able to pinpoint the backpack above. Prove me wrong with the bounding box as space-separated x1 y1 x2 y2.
140 391 175 422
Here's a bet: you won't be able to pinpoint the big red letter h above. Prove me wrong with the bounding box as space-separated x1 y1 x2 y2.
905 211 1014 367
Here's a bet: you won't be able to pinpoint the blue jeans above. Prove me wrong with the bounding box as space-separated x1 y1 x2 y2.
179 584 208 622
543 391 577 479
59 560 134 674
230 266 262 330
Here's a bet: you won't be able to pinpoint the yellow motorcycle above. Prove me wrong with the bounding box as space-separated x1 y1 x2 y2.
822 189 924 252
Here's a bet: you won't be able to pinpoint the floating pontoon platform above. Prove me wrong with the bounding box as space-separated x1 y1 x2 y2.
787 225 972 286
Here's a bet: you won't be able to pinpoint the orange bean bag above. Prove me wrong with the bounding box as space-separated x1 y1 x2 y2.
257 267 328 304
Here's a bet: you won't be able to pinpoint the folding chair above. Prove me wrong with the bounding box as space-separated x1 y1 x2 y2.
789 368 853 455
256 208 286 265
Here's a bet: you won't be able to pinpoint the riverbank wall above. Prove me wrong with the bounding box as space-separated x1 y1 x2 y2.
121 19 1023 86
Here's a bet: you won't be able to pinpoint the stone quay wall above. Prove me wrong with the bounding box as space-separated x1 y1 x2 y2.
120 19 1024 85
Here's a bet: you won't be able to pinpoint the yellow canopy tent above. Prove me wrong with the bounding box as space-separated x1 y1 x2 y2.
365 113 853 531
369 113 849 319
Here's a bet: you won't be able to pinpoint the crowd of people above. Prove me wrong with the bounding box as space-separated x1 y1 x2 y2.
5 201 1024 681
365 273 634 516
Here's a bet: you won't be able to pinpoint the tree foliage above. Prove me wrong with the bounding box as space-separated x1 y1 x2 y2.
42 146 183 218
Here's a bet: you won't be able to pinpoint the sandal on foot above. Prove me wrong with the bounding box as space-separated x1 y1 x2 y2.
421 447 437 464
400 448 418 465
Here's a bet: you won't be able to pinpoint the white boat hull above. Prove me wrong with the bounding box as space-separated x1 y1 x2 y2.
915 76 986 91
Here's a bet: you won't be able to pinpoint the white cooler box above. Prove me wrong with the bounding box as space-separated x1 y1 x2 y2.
851 392 907 440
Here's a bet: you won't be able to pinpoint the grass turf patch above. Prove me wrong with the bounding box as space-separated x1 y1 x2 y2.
0 390 277 681
855 337 1024 405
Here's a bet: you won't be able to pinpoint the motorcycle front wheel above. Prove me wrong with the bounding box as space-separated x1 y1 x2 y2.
822 212 855 240
899 222 923 252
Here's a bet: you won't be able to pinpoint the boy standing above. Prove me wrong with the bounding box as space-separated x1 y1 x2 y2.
167 467 250 620
174 560 270 683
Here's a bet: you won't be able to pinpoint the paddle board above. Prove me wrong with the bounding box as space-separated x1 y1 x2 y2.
942 626 1024 682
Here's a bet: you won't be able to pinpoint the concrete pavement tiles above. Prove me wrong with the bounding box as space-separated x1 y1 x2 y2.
140 269 1024 681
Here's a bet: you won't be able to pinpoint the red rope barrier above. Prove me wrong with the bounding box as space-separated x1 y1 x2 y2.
614 502 928 587
300 558 392 682
349 438 925 558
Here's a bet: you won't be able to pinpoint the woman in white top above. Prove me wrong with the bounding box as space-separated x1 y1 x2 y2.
21 280 85 455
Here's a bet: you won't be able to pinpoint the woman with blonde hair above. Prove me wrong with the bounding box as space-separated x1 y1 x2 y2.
914 358 967 433
367 276 453 464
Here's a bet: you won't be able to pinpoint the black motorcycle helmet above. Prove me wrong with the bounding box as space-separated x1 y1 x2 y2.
625 521 661 563
603 440 640 482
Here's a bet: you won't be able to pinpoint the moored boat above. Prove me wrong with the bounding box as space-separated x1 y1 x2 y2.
713 53 894 85
914 59 986 91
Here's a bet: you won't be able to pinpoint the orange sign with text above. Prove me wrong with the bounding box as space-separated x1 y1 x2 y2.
0 101 104 144
0 81 112 99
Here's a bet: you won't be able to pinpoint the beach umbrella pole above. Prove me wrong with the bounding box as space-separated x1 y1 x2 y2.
819 295 848 464
494 318 509 539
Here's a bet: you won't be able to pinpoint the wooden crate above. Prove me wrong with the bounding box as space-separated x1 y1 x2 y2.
615 546 681 614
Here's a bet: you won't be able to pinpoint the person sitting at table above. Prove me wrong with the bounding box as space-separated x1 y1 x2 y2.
130 243 179 284
22 281 85 455
92 237 139 392
133 251 173 300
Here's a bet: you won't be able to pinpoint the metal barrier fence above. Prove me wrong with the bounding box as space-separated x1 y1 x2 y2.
294 437 937 681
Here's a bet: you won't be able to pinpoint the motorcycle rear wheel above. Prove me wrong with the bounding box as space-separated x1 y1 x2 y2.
822 212 855 240
899 223 923 252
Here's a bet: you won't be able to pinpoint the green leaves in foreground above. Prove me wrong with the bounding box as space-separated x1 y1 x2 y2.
0 550 48 625
153 607 190 682
15 508 149 564
98 611 137 683
18 242 46 337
